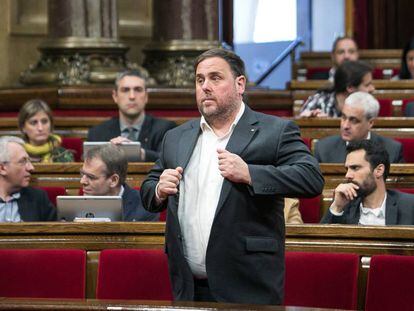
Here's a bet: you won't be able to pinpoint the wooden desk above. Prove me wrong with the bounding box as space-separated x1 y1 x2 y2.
1 222 414 310
30 163 153 194
0 86 292 116
293 49 401 80
295 117 414 139
0 297 323 310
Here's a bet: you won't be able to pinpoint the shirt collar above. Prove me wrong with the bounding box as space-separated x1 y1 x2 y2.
0 191 21 203
118 185 125 197
199 102 245 135
345 131 371 145
360 192 387 217
120 113 145 133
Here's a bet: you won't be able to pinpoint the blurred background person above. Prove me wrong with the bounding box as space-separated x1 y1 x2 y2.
310 36 359 81
284 198 303 224
395 37 414 80
18 99 74 163
300 60 375 118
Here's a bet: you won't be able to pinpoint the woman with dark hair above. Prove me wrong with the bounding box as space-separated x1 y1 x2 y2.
397 38 414 79
299 60 375 118
18 99 74 162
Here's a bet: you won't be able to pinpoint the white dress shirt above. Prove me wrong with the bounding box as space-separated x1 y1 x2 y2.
178 103 245 278
358 193 387 226
329 193 387 225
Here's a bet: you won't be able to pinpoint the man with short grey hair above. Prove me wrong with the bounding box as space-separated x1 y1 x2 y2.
314 91 404 163
87 69 176 162
80 144 158 221
0 136 56 222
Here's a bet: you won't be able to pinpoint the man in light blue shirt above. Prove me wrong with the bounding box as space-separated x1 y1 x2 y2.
0 136 56 222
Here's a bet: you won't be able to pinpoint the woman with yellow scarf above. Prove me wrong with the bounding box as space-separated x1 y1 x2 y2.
18 99 74 163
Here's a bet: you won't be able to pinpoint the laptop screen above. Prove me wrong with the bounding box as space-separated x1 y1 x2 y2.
56 195 123 222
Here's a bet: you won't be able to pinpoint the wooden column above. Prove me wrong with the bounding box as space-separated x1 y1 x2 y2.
143 0 220 87
20 0 143 85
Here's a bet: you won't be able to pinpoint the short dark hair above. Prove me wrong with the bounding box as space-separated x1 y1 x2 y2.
333 60 372 93
84 144 128 185
346 140 390 180
194 48 247 79
114 69 148 90
332 36 358 53
399 37 414 79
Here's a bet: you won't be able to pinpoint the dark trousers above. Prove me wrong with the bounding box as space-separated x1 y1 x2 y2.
193 278 216 302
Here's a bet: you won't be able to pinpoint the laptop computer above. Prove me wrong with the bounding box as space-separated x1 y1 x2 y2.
56 195 123 222
83 142 142 162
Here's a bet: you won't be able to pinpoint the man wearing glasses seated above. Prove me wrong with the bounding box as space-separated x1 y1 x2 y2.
80 144 158 221
0 136 56 222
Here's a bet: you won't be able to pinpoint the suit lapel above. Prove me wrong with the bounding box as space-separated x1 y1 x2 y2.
170 121 201 217
337 139 347 162
121 184 131 219
347 199 361 224
215 107 259 217
385 192 398 225
177 121 201 169
138 115 151 145
17 190 31 221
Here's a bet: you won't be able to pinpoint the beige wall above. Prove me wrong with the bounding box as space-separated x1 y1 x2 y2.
0 0 152 87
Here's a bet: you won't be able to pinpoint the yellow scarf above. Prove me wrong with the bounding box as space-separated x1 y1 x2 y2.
24 134 62 163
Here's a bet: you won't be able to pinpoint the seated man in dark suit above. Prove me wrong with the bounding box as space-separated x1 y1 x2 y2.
0 136 56 222
87 69 176 162
314 91 404 163
80 144 158 221
321 140 414 225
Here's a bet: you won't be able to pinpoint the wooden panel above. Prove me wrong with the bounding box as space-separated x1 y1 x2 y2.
296 49 402 70
0 297 297 310
0 222 414 308
30 163 153 191
0 86 293 114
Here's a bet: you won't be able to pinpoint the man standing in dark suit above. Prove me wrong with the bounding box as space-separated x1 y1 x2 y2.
80 144 158 221
141 48 324 305
0 136 56 222
321 140 414 225
87 70 176 162
314 91 404 163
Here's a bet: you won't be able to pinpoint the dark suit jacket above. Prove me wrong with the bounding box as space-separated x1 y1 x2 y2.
321 189 414 225
314 133 404 163
17 187 56 221
141 106 324 305
87 114 176 162
122 184 158 221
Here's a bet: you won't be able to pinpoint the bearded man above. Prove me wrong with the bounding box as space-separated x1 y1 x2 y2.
321 140 414 225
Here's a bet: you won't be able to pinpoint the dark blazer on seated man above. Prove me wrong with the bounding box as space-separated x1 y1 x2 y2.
122 184 158 221
314 133 404 163
87 115 176 162
321 189 414 225
17 187 57 221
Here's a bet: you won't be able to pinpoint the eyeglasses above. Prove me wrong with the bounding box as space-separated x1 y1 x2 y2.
80 170 107 181
2 157 32 166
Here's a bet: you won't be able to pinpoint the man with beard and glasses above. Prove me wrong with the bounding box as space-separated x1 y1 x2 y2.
321 140 414 225
141 48 324 305
87 69 176 162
